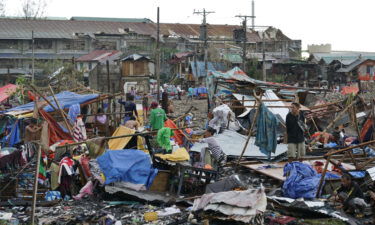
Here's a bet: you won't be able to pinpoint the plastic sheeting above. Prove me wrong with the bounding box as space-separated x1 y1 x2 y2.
7 91 98 113
0 84 17 103
97 150 158 189
282 162 321 199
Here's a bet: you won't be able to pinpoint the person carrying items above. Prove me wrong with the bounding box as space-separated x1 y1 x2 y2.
149 102 167 131
286 102 307 162
189 127 227 173
331 173 367 217
118 94 138 124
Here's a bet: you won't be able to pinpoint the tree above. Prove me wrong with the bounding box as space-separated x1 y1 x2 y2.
0 0 5 17
21 0 47 20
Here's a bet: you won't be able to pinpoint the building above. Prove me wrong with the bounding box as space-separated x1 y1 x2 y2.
76 50 122 77
0 17 301 84
336 59 375 89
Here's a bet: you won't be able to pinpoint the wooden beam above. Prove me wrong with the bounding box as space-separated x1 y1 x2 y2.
31 145 41 225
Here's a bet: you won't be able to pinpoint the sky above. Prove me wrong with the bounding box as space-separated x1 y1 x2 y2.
4 0 375 52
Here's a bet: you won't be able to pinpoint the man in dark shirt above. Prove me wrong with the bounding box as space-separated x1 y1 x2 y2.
118 95 138 124
334 174 366 214
286 102 306 161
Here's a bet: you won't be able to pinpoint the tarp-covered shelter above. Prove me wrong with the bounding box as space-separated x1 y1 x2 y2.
0 84 17 103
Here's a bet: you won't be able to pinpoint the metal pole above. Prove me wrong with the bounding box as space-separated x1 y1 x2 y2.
251 0 255 29
242 19 247 72
32 30 35 83
262 32 266 81
156 7 161 102
31 144 41 225
106 60 110 93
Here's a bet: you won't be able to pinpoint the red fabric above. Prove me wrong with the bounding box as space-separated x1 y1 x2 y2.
80 155 92 178
341 86 359 95
28 91 36 101
164 119 184 145
0 84 17 103
39 110 72 145
361 117 373 142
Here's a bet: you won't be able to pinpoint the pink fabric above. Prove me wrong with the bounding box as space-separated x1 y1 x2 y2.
73 180 93 200
0 84 17 103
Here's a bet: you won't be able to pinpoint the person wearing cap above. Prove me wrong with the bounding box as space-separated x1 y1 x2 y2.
149 102 167 130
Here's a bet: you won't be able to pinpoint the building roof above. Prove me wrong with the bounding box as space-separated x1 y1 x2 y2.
0 18 269 42
309 51 375 64
121 53 150 61
336 58 375 73
76 50 122 62
70 17 153 23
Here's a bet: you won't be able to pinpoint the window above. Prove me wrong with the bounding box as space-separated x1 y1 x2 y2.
29 39 53 49
0 40 18 49
367 65 374 75
62 40 85 50
93 40 117 50
88 62 92 70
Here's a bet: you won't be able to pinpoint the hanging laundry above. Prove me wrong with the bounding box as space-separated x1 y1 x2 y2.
157 127 174 152
73 116 87 142
255 103 278 159
68 103 81 125
39 110 72 145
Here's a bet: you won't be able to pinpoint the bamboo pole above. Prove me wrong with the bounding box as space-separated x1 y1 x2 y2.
235 93 262 171
29 84 58 112
316 154 331 198
48 86 74 138
31 144 41 225
325 139 375 157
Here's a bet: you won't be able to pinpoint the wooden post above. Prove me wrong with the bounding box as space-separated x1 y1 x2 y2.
235 97 260 171
31 144 41 225
48 86 74 138
352 106 361 143
106 60 110 93
316 155 331 198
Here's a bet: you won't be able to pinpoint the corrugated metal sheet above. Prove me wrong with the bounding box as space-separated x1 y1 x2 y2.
76 50 121 62
190 61 226 77
0 52 84 59
0 18 262 42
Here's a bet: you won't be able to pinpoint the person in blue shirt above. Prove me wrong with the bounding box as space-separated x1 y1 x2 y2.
186 86 194 103
118 95 138 124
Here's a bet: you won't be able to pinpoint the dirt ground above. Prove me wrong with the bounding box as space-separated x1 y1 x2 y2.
170 96 208 128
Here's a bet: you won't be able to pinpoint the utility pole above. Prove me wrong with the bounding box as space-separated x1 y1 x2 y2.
31 30 35 83
262 31 266 81
251 0 256 30
194 8 215 84
156 7 161 102
194 8 214 112
235 15 254 73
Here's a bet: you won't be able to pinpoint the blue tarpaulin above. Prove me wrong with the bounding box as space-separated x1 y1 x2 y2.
97 150 158 189
283 162 321 199
7 91 98 113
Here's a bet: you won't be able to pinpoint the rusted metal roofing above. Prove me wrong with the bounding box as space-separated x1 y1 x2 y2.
0 18 263 42
76 50 122 62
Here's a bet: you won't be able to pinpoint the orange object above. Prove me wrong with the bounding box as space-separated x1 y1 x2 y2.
164 119 184 145
341 86 359 95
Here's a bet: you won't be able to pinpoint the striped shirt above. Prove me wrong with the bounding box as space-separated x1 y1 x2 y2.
200 137 225 161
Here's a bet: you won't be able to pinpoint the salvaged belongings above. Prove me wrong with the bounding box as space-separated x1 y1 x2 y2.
155 147 189 161
97 150 158 189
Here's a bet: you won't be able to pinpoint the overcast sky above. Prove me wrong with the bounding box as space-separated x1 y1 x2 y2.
4 0 374 52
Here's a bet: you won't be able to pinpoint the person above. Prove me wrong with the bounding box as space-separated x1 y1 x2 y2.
311 131 335 145
177 85 182 100
190 127 227 170
161 90 169 113
333 174 366 216
142 93 149 120
130 86 136 97
25 118 42 142
149 102 167 130
167 100 174 114
186 86 194 103
286 102 306 161
124 116 139 130
118 95 138 124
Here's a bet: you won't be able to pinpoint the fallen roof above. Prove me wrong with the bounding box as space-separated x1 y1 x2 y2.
190 129 288 159
7 91 99 114
76 50 122 62
234 90 290 123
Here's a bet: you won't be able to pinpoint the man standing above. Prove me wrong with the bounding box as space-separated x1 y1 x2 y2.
149 102 167 130
118 95 138 124
186 86 194 103
286 102 306 161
